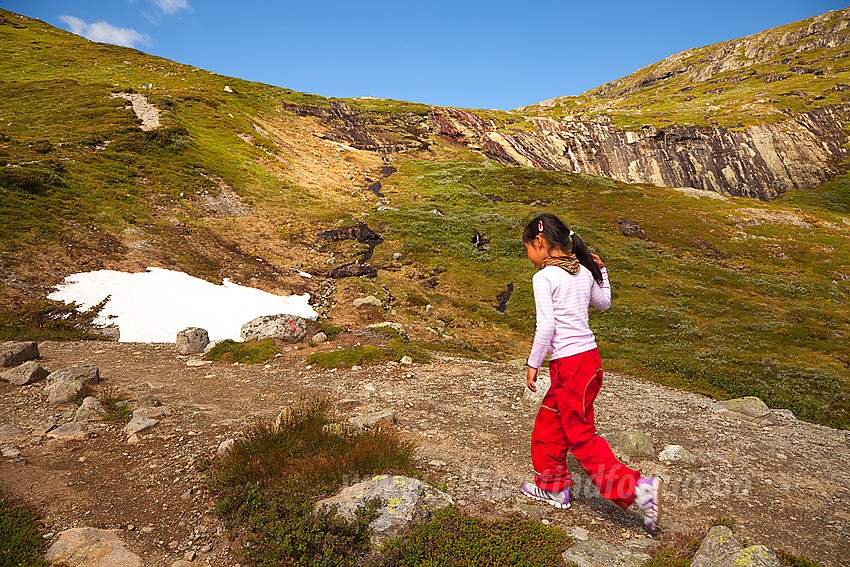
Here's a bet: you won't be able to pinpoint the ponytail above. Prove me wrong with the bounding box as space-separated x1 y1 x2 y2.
523 213 603 284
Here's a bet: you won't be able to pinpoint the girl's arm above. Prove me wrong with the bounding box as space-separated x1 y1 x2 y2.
528 273 554 369
589 254 611 311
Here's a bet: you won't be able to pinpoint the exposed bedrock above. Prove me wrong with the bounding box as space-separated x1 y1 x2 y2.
429 105 850 200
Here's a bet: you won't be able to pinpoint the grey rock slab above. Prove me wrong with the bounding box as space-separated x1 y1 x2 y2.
1 445 21 458
0 341 39 367
312 331 328 343
32 421 56 436
712 396 779 426
241 314 308 342
658 444 696 464
0 360 49 385
46 422 89 441
562 539 651 567
45 527 143 567
123 417 159 435
692 526 782 567
47 363 101 386
604 430 654 458
316 474 453 546
176 327 209 355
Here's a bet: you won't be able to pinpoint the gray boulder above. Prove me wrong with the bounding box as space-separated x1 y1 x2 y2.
605 430 654 459
74 396 106 421
43 364 101 404
522 371 551 409
353 295 382 308
692 526 781 567
563 539 651 567
712 397 778 426
0 341 39 367
349 409 397 429
46 422 89 441
0 360 49 385
241 314 308 342
45 527 143 567
658 444 697 464
176 327 210 355
316 475 453 546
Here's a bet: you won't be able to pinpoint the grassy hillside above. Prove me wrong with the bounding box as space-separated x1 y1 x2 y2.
518 8 850 130
1 10 848 429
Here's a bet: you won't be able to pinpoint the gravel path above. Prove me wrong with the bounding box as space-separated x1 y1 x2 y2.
1 341 848 566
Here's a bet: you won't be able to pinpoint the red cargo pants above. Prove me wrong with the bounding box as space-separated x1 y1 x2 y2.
531 348 640 509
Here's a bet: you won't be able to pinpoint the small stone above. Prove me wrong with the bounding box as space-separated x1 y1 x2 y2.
126 524 135 531
46 422 89 441
1 446 21 458
176 327 210 355
658 444 696 464
563 539 650 567
126 434 141 444
74 396 105 422
183 549 197 561
392 252 403 260
604 430 654 459
349 410 397 429
223 85 234 93
400 356 413 365
713 397 779 426
353 295 382 308
200 544 212 553
507 358 528 367
141 526 155 534
425 304 434 314
32 421 56 436
428 460 447 468
123 417 159 435
0 360 49 385
218 438 236 456
312 332 328 344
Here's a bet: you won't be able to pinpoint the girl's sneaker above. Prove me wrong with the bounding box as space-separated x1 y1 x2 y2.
521 483 570 509
634 477 661 530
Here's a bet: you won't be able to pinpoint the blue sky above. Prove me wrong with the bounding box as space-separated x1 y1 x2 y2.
3 0 845 110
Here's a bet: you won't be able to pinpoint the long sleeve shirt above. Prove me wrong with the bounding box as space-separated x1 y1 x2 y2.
527 265 611 369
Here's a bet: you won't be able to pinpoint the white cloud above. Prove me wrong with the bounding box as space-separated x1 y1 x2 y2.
153 0 190 15
60 15 151 48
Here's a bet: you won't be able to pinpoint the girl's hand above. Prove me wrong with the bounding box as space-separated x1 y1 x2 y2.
591 253 605 269
526 366 538 392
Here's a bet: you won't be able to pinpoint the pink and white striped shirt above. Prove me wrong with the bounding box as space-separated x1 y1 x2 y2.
527 265 610 369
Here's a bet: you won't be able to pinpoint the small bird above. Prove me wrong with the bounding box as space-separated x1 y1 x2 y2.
471 229 491 251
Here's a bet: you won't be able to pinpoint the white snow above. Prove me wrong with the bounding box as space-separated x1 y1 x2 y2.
47 267 318 343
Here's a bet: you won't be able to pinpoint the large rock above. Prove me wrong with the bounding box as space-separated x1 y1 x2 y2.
316 475 453 546
45 527 143 567
712 397 778 426
562 539 651 567
74 396 106 421
43 364 100 404
0 341 39 367
46 422 89 441
521 371 551 409
176 327 209 355
240 314 308 342
604 430 654 459
692 526 782 567
0 360 49 385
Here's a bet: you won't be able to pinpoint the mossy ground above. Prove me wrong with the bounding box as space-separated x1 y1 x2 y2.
0 497 49 567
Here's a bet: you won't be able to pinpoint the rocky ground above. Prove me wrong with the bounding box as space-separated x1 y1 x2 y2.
1 339 849 566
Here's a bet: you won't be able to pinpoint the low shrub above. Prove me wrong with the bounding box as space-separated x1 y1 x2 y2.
306 333 431 369
0 497 49 567
380 506 572 567
205 338 278 364
0 298 111 341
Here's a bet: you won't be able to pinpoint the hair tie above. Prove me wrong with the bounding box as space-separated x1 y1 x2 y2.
538 220 544 232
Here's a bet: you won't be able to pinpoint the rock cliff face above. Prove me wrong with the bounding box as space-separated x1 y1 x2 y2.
428 104 850 200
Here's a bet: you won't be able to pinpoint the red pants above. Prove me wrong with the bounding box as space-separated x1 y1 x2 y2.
531 349 640 509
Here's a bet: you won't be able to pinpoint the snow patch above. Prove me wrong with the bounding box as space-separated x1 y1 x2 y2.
48 267 317 343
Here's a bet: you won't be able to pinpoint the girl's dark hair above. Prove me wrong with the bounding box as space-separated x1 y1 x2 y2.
523 213 603 284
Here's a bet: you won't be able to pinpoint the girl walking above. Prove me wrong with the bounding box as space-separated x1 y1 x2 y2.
520 213 660 531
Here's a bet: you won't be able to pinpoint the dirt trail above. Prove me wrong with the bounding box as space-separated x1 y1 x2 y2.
1 341 848 566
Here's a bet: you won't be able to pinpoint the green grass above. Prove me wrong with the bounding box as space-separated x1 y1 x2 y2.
207 398 416 565
380 506 572 566
306 336 431 369
777 549 826 567
100 387 133 422
0 497 49 567
206 339 279 364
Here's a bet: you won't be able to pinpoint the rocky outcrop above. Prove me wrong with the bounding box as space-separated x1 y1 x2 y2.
429 104 850 200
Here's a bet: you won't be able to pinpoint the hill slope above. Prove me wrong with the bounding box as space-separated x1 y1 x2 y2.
0 9 848 429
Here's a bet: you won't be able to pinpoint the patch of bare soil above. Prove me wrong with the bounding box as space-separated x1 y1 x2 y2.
1 341 848 566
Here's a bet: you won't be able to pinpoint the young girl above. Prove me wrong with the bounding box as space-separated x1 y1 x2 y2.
520 213 660 531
